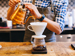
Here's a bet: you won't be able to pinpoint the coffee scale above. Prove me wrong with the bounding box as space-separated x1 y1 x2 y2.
28 22 47 54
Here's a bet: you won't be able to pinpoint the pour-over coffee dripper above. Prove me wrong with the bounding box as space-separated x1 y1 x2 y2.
27 22 47 36
27 22 47 54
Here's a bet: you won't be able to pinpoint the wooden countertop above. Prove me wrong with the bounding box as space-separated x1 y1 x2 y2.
0 42 75 56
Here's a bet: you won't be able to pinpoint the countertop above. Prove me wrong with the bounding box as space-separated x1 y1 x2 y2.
0 42 75 56
0 27 25 31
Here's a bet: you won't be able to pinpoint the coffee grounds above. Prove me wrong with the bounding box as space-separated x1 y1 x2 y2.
33 45 46 51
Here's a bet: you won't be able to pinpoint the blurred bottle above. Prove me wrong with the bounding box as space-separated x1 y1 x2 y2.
65 12 69 27
68 12 73 28
0 17 2 22
72 9 75 27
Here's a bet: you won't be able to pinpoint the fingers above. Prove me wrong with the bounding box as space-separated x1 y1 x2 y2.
25 3 37 11
25 3 33 12
9 0 21 7
9 1 16 7
24 3 32 5
25 3 33 8
14 0 21 4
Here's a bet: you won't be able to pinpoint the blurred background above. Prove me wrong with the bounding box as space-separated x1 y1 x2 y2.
0 0 75 42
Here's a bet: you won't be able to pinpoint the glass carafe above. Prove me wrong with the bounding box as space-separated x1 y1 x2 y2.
31 36 46 51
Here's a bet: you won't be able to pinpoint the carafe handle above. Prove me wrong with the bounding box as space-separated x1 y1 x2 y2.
27 25 34 32
31 37 34 44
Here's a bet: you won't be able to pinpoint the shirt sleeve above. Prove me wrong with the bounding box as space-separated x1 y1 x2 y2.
53 0 68 31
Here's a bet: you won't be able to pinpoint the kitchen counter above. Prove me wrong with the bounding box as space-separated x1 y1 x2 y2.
0 42 75 56
0 27 25 42
0 28 25 31
0 27 25 31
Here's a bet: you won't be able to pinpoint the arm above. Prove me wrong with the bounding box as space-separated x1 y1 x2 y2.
25 3 61 34
42 0 68 34
42 17 61 35
25 1 68 34
53 0 68 33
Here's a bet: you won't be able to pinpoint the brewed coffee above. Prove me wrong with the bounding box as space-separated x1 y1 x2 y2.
33 45 46 51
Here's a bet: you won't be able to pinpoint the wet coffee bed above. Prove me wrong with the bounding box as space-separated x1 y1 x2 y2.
33 45 46 51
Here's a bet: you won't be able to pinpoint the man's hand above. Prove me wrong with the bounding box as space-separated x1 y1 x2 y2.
25 3 42 19
9 0 20 7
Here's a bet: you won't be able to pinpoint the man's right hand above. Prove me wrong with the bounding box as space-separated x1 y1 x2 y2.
9 0 20 7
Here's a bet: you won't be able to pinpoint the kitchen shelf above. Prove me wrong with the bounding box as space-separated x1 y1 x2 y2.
0 28 73 31
0 29 25 31
63 28 73 30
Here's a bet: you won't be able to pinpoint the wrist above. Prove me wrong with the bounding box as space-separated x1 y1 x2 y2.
38 15 45 21
37 14 42 19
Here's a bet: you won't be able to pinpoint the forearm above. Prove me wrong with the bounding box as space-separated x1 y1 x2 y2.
42 17 62 35
7 7 15 20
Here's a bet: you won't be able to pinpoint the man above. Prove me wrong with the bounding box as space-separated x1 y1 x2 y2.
7 0 68 42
